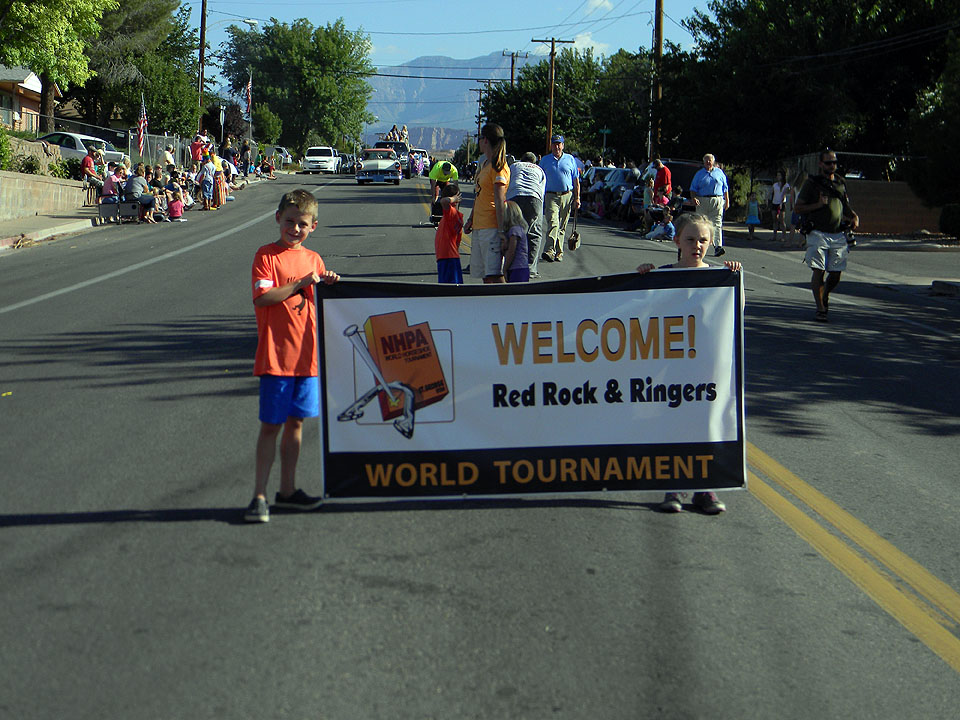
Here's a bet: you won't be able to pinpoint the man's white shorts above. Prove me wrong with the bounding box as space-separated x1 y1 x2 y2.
469 227 504 279
804 230 849 272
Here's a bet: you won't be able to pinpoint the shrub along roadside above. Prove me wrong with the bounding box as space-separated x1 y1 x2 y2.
0 126 10 171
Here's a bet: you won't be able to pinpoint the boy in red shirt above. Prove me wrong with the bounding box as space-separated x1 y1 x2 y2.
246 189 340 522
434 182 464 284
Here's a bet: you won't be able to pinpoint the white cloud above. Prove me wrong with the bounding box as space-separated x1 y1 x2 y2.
586 0 614 14
574 32 611 56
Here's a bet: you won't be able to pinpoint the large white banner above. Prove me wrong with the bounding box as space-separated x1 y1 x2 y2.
317 270 745 500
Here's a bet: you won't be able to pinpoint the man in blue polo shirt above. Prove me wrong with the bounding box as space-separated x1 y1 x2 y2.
690 153 730 256
538 134 580 263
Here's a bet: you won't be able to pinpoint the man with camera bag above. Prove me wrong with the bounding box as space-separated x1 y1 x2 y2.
795 149 859 322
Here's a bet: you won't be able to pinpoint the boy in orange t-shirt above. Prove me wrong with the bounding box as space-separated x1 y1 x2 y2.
246 189 340 522
434 182 463 284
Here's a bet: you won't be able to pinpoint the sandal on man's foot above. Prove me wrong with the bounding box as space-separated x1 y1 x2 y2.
814 310 828 323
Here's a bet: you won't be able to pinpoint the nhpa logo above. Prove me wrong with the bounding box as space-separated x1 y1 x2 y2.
337 311 450 438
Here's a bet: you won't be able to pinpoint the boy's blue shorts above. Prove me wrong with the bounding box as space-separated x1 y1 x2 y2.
436 258 463 284
202 179 213 199
259 375 319 425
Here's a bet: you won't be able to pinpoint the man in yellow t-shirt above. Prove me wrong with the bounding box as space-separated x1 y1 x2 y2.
429 161 459 204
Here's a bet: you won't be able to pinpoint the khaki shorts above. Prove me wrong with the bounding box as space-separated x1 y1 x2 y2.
804 230 848 272
470 227 504 278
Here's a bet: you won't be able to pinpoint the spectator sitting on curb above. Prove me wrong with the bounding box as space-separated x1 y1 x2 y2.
260 156 277 179
81 145 104 196
124 165 159 223
644 209 676 241
101 163 122 203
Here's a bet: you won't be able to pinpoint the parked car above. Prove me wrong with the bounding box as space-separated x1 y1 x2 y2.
270 145 294 167
301 146 338 174
582 165 614 192
373 140 411 178
599 168 641 213
36 132 128 164
657 158 703 197
356 148 402 185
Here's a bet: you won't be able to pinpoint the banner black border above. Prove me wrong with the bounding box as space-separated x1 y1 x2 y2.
317 270 745 502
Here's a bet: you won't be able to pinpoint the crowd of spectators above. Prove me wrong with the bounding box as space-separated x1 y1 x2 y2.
82 132 278 223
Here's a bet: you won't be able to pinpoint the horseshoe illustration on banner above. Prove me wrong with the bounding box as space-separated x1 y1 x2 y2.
337 324 416 438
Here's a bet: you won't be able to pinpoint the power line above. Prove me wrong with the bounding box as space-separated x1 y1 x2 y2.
208 8 654 35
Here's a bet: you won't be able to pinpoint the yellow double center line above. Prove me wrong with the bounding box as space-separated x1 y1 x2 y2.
405 185 960 668
748 442 960 670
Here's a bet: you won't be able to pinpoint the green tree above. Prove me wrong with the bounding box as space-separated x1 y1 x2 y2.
908 34 960 206
221 18 375 153
452 136 480 169
63 0 187 130
252 103 282 144
0 0 115 130
481 47 602 158
593 50 654 163
131 6 201 135
684 0 960 163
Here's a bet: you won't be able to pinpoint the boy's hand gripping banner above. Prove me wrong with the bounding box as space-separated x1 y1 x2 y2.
317 271 746 501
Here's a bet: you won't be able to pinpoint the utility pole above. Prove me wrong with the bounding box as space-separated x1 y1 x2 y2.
198 0 207 130
531 37 575 154
651 0 664 157
470 80 495 142
502 50 529 87
469 87 484 147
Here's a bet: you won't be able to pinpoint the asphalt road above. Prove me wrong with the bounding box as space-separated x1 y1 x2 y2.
2 173 960 719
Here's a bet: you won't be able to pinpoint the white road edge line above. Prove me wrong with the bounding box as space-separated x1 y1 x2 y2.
0 210 276 315
0 178 340 316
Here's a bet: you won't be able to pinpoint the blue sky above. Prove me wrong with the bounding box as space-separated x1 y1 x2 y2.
195 0 706 72
192 0 710 130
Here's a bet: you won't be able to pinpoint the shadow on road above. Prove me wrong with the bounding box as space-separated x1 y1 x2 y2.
0 497 662 529
744 286 960 439
0 508 246 528
2 314 256 399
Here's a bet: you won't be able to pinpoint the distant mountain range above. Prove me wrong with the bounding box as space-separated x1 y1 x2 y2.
361 51 535 152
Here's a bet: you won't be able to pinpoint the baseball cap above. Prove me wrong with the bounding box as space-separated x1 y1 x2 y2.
551 135 564 144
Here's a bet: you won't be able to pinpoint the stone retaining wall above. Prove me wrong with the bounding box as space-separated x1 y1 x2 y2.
0 170 84 221
845 179 942 235
9 135 63 175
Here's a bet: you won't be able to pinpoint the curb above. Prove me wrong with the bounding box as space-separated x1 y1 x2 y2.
0 178 269 253
0 218 98 252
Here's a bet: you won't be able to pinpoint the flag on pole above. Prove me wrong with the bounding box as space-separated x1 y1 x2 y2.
245 74 253 116
137 94 148 156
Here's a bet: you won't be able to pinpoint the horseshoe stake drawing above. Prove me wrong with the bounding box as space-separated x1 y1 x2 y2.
337 325 416 438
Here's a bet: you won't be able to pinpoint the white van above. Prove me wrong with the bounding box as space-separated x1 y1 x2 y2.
301 146 338 174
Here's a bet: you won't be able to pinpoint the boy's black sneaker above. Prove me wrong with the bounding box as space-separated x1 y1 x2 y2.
714 246 726 257
244 497 269 523
274 489 323 511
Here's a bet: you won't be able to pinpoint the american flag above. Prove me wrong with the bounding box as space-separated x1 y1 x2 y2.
245 75 252 116
137 94 148 155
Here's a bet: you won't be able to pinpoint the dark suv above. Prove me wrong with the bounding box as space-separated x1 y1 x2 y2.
374 140 411 178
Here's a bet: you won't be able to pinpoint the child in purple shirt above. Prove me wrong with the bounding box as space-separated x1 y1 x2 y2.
502 201 530 283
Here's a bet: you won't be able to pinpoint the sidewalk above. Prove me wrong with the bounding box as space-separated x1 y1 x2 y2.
0 207 102 251
0 171 284 252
